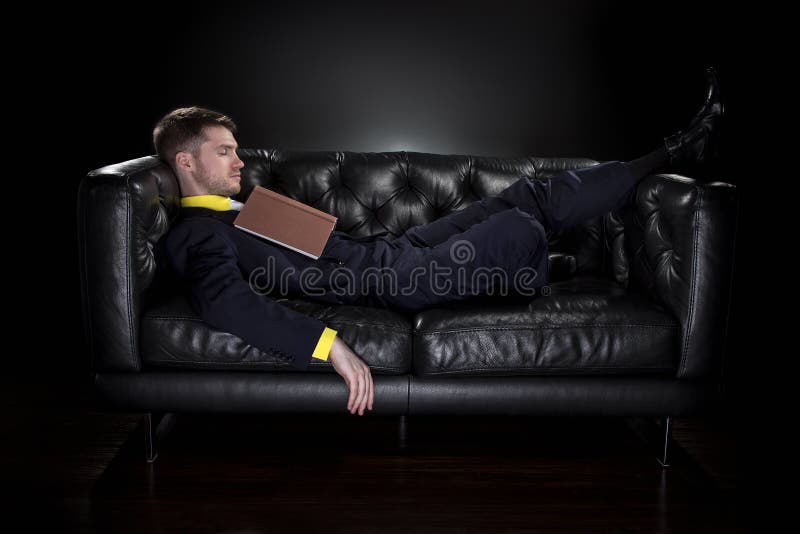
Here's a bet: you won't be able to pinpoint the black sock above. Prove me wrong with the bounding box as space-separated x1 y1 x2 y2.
624 146 669 183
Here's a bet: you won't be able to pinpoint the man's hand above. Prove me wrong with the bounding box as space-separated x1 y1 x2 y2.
328 336 374 416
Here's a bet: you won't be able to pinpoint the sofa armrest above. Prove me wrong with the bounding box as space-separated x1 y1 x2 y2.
620 174 738 380
78 156 180 373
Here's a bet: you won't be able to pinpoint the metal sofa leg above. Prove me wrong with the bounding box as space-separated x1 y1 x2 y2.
624 416 672 468
656 417 672 468
144 412 176 463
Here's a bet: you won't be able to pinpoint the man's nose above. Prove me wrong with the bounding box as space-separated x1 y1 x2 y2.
233 154 244 169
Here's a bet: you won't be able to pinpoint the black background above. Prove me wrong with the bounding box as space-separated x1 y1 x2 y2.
20 1 766 430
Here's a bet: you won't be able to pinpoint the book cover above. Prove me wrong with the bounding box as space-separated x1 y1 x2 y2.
233 186 338 260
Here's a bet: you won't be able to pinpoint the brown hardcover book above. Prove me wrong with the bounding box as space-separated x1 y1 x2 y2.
233 186 337 259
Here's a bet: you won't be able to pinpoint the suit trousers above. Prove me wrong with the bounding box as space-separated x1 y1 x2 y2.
349 161 636 312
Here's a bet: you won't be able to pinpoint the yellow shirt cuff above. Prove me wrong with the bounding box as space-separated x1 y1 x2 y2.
311 327 337 361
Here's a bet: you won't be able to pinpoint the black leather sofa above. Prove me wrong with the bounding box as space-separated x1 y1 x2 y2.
78 149 738 464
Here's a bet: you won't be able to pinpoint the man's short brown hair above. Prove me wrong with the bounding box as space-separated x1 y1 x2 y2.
152 107 237 170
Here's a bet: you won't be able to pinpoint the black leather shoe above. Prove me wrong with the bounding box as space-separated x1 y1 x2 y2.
664 67 725 167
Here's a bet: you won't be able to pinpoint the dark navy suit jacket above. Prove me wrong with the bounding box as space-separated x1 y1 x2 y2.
165 207 380 370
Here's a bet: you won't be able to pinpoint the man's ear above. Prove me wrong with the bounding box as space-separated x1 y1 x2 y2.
175 151 193 172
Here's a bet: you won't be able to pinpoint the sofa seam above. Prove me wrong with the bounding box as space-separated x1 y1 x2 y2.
143 315 412 334
328 323 410 333
125 175 137 365
421 366 676 375
144 358 401 372
679 186 702 376
143 315 673 334
417 323 680 335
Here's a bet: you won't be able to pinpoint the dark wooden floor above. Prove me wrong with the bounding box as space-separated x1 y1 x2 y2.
2 375 758 533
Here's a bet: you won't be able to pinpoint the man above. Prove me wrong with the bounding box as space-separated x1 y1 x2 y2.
157 68 724 418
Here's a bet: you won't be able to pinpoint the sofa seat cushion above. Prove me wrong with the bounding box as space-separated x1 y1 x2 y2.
141 295 413 374
412 276 680 376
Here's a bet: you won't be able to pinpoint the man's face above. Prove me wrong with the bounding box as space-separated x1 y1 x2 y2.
190 125 244 196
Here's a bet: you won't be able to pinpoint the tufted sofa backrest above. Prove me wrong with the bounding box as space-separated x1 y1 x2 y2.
79 150 620 372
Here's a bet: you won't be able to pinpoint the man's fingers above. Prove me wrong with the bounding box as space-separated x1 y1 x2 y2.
361 367 372 415
361 369 371 415
348 377 356 411
365 368 372 411
349 374 362 414
356 372 366 414
358 371 367 415
338 354 372 415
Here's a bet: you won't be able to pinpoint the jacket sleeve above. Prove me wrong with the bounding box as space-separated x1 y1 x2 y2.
166 219 327 370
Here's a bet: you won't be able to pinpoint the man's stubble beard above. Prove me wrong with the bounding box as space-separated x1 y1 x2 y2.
197 166 240 197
